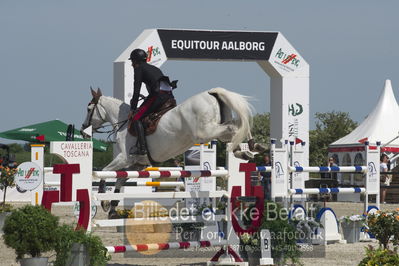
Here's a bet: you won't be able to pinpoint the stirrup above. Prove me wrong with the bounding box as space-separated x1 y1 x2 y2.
129 146 147 156
130 148 147 156
136 147 147 155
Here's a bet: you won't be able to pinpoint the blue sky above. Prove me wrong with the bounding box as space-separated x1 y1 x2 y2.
1 0 398 143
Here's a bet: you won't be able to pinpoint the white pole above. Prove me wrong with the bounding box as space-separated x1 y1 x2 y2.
30 144 45 205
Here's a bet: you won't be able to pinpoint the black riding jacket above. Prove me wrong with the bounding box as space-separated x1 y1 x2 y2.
130 62 176 110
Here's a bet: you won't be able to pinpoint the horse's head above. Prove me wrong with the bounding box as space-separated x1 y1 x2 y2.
80 87 107 138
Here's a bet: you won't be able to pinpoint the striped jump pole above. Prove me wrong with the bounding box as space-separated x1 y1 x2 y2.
92 170 229 179
106 240 228 253
44 166 183 173
289 166 367 173
288 187 366 195
256 166 272 172
44 181 184 187
126 181 184 187
144 167 183 171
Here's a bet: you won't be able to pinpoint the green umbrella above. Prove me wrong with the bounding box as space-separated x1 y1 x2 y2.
0 120 108 152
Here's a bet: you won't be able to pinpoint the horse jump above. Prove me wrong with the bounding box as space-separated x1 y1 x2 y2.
37 140 261 265
268 139 380 211
254 139 381 244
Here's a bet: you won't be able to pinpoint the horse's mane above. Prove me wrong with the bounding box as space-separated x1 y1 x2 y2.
100 95 125 105
100 95 130 109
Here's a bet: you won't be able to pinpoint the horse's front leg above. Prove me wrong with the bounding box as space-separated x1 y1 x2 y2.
98 153 130 213
98 154 128 194
102 153 131 171
107 178 128 219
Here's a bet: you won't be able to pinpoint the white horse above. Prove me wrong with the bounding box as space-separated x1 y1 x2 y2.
81 88 263 216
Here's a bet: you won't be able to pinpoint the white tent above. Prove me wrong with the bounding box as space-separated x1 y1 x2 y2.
331 79 399 149
329 79 399 185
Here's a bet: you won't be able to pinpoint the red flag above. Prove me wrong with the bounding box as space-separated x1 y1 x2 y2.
295 137 303 144
358 137 368 144
36 135 45 142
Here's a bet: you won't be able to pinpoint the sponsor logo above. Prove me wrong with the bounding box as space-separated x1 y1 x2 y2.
19 128 36 132
17 168 40 179
293 161 302 180
275 48 300 67
275 162 284 178
368 162 377 177
25 168 36 179
288 103 303 116
146 45 161 63
288 120 299 139
273 48 301 72
288 103 302 139
15 162 42 191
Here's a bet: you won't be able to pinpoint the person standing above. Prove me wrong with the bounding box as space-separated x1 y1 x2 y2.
380 153 391 204
328 157 338 180
258 154 272 201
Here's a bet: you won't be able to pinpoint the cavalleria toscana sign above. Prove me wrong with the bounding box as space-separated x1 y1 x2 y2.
15 162 42 191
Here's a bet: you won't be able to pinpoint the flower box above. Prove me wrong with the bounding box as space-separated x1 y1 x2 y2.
341 221 362 243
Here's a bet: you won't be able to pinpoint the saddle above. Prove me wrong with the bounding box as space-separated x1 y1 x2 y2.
128 98 177 137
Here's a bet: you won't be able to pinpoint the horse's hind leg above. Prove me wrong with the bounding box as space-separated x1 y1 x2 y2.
247 132 268 153
200 124 238 143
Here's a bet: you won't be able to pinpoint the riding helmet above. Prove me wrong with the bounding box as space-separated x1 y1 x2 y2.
129 49 147 63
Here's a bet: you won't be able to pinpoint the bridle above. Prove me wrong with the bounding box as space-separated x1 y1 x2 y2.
82 92 147 142
82 99 128 140
84 100 107 132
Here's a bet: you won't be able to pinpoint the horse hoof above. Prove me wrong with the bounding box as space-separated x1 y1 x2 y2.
101 201 111 212
248 139 255 151
108 210 120 219
253 143 268 153
233 150 254 161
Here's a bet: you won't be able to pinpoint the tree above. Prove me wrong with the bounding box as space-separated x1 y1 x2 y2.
0 164 17 209
8 143 23 154
309 111 358 167
251 113 270 144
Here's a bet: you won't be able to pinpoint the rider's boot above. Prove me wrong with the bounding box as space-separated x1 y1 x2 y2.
130 120 147 156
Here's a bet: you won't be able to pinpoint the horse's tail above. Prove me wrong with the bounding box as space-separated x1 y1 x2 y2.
209 87 253 150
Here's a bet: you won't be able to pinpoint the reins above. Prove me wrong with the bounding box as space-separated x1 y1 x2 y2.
84 93 146 142
85 100 128 142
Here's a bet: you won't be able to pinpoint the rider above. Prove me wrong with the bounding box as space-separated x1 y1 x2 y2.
128 48 177 155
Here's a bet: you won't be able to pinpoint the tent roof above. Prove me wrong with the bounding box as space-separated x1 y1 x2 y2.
330 80 399 149
0 119 108 152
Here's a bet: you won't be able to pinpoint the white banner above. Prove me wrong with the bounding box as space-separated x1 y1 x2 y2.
366 146 380 195
271 142 289 198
